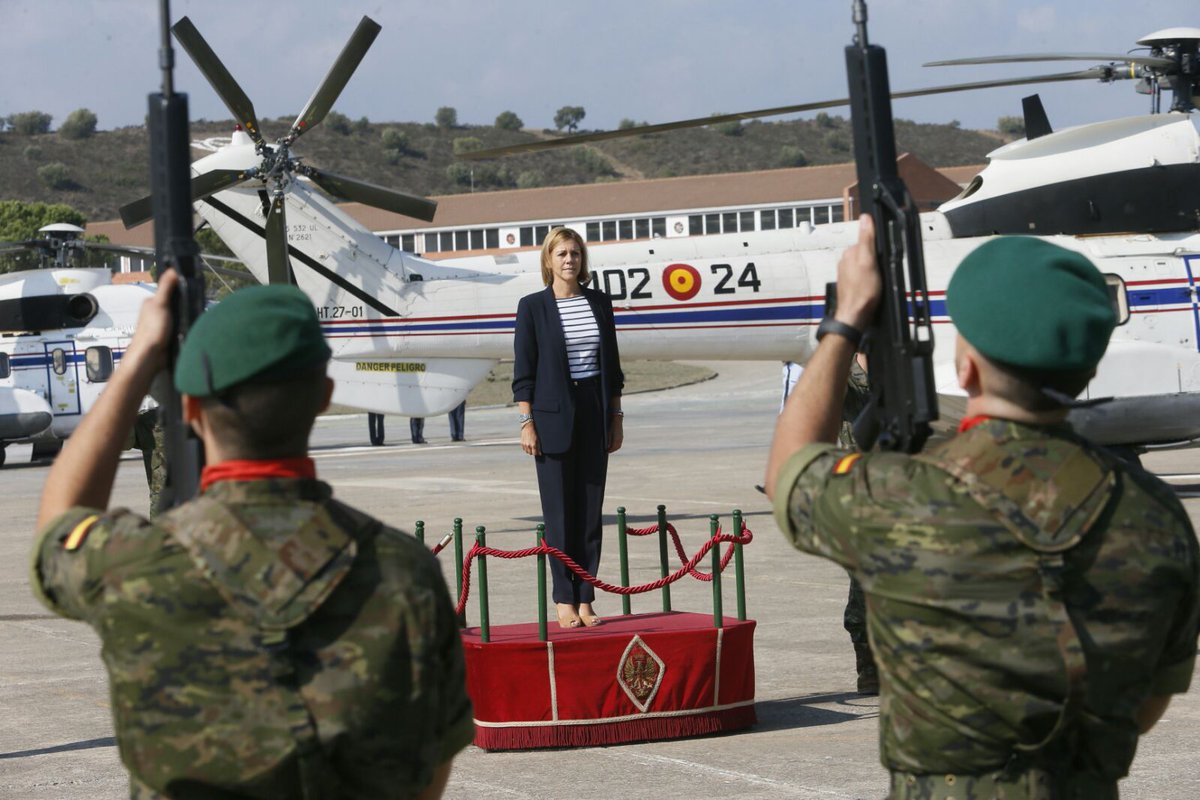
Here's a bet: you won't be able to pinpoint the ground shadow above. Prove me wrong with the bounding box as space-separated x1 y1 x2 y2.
750 692 880 734
0 736 115 760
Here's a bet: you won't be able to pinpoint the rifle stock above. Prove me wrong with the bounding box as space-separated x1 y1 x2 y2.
843 0 938 453
149 0 205 510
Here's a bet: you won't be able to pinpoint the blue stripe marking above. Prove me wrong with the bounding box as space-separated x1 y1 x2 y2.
1127 286 1193 307
316 287 1187 338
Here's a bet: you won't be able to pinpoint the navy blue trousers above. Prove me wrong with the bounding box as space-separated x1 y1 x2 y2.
534 377 608 605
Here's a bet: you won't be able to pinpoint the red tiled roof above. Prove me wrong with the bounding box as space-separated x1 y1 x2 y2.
89 157 984 245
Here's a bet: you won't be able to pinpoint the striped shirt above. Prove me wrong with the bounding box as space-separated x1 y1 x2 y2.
556 295 601 379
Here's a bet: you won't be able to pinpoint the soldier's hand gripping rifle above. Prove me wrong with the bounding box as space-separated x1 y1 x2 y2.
842 0 938 453
148 0 205 511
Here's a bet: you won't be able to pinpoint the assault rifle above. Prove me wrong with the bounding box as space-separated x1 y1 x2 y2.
843 0 938 453
148 0 205 510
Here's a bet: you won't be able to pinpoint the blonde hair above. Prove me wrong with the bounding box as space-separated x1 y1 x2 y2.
539 227 590 287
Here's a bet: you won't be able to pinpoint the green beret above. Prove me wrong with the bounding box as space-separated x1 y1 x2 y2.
946 237 1116 372
174 285 332 397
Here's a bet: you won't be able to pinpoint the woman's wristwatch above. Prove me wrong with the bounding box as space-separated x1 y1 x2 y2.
518 413 533 427
611 410 624 418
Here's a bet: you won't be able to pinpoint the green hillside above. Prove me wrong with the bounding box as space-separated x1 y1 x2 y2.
0 114 1003 224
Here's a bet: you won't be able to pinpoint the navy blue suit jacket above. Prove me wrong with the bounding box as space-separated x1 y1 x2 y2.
512 286 624 455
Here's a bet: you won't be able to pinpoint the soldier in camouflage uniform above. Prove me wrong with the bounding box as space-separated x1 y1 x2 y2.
766 219 1200 799
32 275 474 799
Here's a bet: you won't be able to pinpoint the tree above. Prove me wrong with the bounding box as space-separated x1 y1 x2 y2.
381 128 409 152
573 148 614 177
435 106 458 129
516 170 544 189
777 145 809 168
325 111 353 135
710 114 743 137
37 162 73 190
0 200 88 272
553 105 586 132
8 110 53 135
354 115 371 134
824 131 850 152
0 200 86 241
494 110 523 130
617 118 639 130
59 108 98 140
446 163 473 187
998 115 1026 138
452 136 484 155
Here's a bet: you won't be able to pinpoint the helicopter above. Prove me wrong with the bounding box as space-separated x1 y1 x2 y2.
0 224 249 466
0 225 157 466
118 17 1200 453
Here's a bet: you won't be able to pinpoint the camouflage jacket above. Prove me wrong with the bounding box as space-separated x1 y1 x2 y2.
773 418 1200 781
32 479 474 799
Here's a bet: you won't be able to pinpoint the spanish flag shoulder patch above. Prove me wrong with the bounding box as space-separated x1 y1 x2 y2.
832 453 862 477
63 515 101 551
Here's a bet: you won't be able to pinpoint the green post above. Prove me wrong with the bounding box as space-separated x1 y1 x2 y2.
657 504 672 613
453 518 465 627
537 524 548 643
733 509 747 621
710 515 723 628
415 519 425 545
476 526 490 644
617 507 631 616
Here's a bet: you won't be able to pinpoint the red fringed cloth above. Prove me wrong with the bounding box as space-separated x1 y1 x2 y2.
463 611 756 750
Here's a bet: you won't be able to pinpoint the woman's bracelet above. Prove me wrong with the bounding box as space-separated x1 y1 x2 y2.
611 410 624 418
518 413 533 428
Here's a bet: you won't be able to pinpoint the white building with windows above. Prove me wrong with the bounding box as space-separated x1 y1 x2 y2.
90 156 975 267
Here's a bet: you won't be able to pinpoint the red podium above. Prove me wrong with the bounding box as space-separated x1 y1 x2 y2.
463 611 756 750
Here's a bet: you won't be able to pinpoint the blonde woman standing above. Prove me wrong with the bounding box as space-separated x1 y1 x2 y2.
513 228 624 629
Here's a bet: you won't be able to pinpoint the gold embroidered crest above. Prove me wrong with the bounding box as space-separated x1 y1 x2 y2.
617 635 665 712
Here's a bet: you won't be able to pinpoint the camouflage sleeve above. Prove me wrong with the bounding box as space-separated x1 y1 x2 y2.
30 507 152 620
1150 517 1200 695
771 442 865 572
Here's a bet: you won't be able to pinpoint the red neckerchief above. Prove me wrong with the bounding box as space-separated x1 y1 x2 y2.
958 415 991 433
200 457 316 493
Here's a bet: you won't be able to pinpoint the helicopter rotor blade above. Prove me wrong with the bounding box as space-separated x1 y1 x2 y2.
0 241 43 256
119 169 252 229
172 17 266 147
460 69 1109 160
925 53 1174 69
289 16 381 141
264 194 291 285
299 165 438 221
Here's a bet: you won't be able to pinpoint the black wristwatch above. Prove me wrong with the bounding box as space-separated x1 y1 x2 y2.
815 317 864 349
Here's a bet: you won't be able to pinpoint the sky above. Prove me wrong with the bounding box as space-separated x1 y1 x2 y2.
1 0 1196 137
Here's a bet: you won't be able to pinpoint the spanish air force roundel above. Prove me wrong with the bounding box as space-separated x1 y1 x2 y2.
663 263 701 301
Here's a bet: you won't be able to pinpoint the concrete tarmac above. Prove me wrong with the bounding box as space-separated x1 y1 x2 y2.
2 361 1198 799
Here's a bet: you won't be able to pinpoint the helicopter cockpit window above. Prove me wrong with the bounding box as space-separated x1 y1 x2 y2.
0 352 9 379
85 346 114 382
1104 274 1130 326
51 348 67 375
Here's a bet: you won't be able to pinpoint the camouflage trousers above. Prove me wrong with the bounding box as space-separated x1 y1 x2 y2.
888 768 1118 800
132 409 166 517
844 575 869 646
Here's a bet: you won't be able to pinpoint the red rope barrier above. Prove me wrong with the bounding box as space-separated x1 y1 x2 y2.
453 524 751 617
624 521 738 582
